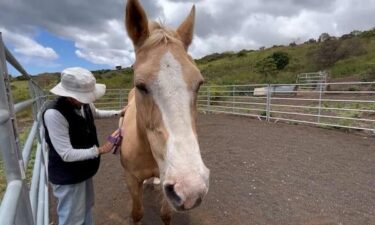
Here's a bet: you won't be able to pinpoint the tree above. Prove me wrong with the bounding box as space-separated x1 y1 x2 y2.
256 57 277 82
350 30 362 36
304 38 316 44
314 40 340 68
271 51 289 70
237 49 248 57
318 33 331 42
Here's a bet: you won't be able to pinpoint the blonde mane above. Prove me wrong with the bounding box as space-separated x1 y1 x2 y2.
139 21 184 51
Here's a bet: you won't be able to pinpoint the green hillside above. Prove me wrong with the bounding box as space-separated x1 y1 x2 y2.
196 29 375 85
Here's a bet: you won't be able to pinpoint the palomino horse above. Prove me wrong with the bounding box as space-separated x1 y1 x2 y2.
120 0 210 224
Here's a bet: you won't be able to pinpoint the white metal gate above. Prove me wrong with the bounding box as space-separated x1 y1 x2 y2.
0 32 48 225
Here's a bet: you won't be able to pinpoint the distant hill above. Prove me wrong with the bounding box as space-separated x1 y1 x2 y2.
195 28 375 85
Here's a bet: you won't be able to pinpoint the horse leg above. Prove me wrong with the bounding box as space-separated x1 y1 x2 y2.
160 197 172 225
125 173 144 224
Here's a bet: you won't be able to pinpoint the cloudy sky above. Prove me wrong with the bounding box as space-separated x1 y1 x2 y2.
1 0 375 75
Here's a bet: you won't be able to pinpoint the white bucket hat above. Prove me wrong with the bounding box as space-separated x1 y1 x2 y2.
50 67 106 104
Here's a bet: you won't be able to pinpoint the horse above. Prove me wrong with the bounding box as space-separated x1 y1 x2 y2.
120 0 210 224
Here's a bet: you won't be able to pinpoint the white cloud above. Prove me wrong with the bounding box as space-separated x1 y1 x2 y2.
190 35 257 58
1 28 58 60
63 20 135 67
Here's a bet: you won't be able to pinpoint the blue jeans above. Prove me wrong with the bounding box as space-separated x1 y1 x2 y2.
52 178 95 225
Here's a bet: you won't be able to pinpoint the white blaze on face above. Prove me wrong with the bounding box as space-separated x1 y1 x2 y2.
151 51 205 180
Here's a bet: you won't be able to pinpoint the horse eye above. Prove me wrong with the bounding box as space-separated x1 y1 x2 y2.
136 83 149 94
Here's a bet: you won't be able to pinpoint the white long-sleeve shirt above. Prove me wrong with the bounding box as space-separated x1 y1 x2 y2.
43 104 121 162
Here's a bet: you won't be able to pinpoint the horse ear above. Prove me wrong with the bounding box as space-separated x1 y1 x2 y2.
177 5 196 50
125 0 150 49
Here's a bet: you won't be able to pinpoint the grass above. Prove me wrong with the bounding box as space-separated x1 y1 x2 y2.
0 160 5 201
11 80 30 102
94 68 134 89
0 125 36 201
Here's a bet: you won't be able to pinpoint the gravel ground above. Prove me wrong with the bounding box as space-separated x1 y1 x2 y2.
50 113 375 225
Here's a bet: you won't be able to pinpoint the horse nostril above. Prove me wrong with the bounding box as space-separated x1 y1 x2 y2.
164 184 182 206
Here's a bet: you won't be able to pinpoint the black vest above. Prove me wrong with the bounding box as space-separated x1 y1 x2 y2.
43 97 100 185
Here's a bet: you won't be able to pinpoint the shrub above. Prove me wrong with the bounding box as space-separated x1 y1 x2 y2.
360 28 375 38
348 86 359 92
308 38 317 44
237 50 247 57
198 52 235 63
256 57 277 82
336 38 367 59
314 40 340 68
271 51 290 70
360 67 375 82
318 33 331 42
312 38 366 69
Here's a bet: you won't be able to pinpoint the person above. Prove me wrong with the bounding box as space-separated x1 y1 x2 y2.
42 67 125 225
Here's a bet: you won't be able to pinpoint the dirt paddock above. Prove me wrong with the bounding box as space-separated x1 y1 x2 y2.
50 114 375 225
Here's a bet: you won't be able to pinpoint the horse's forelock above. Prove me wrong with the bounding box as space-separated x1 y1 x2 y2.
138 22 184 52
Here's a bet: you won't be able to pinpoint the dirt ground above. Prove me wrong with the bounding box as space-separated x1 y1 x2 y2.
50 114 375 225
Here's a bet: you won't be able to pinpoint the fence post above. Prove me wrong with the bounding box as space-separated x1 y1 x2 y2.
317 80 323 123
266 84 271 122
0 33 35 225
28 81 37 120
119 89 122 109
207 87 211 112
232 86 235 113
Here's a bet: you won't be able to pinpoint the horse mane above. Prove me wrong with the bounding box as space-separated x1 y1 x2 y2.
139 21 184 51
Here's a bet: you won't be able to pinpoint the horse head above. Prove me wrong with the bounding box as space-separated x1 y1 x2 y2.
125 0 210 211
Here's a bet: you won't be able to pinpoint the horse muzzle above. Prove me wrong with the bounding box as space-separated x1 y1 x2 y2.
163 169 209 211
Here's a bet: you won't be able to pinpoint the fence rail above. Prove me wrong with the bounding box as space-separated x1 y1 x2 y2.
198 82 375 133
0 32 48 225
94 88 131 109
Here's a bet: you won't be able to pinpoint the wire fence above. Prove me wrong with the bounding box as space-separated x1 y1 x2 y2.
0 33 48 225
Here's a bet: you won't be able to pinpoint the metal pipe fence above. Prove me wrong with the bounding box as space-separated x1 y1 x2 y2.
0 33 48 225
198 82 375 133
92 88 131 110
80 82 375 133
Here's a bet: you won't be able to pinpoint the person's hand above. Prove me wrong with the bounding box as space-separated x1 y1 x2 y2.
98 142 114 155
